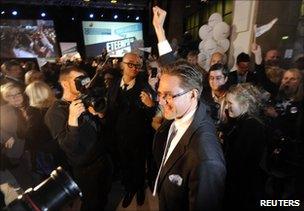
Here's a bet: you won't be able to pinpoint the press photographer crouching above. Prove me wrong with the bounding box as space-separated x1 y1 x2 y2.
44 66 112 211
4 167 82 211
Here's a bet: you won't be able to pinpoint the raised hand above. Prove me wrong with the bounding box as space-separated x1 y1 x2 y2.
152 6 167 30
140 91 155 107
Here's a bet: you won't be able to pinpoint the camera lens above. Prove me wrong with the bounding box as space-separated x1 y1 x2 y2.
6 167 82 211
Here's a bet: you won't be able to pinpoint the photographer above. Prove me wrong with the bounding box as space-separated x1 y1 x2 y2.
44 66 112 211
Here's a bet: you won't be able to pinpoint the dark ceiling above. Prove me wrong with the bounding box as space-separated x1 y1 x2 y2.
1 0 151 10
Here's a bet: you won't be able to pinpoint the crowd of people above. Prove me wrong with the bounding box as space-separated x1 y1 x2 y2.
0 20 57 58
0 6 304 211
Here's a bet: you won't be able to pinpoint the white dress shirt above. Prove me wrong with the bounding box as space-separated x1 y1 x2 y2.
164 107 197 164
157 40 172 56
120 78 136 90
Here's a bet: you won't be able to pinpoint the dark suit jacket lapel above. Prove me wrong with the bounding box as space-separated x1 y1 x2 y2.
158 103 206 188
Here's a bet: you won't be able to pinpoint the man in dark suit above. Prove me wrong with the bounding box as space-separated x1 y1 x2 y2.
227 52 258 86
106 52 156 208
152 6 226 211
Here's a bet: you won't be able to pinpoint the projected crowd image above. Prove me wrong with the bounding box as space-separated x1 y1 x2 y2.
82 21 143 57
0 19 59 58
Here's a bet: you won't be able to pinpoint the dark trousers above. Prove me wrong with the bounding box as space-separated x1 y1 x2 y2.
73 155 113 211
118 139 146 193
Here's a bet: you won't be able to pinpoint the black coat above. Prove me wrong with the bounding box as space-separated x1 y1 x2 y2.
153 102 226 211
222 115 267 210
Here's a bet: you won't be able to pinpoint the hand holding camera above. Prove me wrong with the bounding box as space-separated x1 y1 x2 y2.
68 99 85 127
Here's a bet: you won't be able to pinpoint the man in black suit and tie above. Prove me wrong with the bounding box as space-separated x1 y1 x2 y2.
227 52 257 86
152 6 226 211
106 52 156 208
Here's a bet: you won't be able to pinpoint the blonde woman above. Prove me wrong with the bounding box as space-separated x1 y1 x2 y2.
221 83 268 210
25 81 55 109
24 81 59 180
0 82 33 190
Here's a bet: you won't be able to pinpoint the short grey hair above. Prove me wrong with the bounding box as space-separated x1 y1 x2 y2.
161 60 203 98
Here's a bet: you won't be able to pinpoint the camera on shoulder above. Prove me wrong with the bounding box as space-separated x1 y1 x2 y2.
74 75 107 113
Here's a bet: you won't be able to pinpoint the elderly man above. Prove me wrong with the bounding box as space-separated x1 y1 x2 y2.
106 52 156 208
152 6 226 211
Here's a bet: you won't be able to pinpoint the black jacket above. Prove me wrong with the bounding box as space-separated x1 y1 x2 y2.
222 115 267 210
153 102 226 211
45 99 106 167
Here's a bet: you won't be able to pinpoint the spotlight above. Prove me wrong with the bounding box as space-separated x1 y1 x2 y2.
12 10 18 16
1 11 5 15
114 15 118 19
136 16 140 21
101 14 104 18
41 12 46 17
89 13 94 18
111 0 117 3
127 15 130 19
72 17 75 21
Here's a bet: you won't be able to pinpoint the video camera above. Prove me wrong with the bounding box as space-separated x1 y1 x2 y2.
4 167 82 211
74 75 107 113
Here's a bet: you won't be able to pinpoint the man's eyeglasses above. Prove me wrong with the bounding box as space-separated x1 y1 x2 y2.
157 90 190 102
122 62 142 69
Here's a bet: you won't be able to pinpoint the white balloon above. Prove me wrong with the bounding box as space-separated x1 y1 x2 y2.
197 52 208 68
198 24 213 41
213 22 230 41
202 39 218 56
198 40 205 51
217 39 230 53
208 13 222 28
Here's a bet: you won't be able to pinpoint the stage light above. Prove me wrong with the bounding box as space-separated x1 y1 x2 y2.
72 17 75 21
136 16 139 21
41 12 46 17
89 13 94 18
127 15 130 19
111 0 117 3
12 10 18 16
101 14 104 18
114 15 118 19
1 11 5 15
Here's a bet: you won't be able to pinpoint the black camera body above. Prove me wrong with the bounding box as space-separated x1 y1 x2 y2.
74 75 107 113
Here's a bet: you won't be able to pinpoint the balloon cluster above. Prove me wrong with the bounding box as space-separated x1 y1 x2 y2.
198 13 230 70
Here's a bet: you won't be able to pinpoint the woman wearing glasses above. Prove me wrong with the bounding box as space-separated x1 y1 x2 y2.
0 82 33 192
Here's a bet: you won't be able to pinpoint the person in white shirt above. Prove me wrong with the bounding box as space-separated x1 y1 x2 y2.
152 6 226 211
